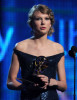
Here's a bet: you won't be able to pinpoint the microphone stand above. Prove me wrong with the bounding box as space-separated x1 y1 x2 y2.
69 46 77 100
74 53 76 100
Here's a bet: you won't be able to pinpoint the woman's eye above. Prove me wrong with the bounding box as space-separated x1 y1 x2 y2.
45 18 50 20
34 18 41 20
34 17 50 21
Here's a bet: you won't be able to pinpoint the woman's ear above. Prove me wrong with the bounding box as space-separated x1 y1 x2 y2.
50 24 51 27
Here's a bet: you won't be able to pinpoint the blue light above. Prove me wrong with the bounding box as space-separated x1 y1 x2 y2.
59 19 64 47
47 35 55 41
68 20 74 50
76 53 77 57
64 50 68 56
0 27 14 62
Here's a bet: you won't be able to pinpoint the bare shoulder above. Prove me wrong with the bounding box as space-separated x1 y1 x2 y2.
49 40 64 53
14 38 31 51
54 42 64 53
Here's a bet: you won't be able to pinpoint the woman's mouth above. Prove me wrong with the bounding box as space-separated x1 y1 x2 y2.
40 27 46 30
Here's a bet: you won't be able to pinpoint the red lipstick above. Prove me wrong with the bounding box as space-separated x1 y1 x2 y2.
40 27 46 29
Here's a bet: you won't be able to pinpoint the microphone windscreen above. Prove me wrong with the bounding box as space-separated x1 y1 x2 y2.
71 46 77 52
69 50 75 58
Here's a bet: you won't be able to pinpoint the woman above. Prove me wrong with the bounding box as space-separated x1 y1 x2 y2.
7 4 67 100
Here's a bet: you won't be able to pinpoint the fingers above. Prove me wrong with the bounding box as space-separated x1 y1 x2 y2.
41 77 48 82
34 83 47 90
34 83 39 87
35 75 50 89
37 75 46 78
41 84 48 89
37 75 49 83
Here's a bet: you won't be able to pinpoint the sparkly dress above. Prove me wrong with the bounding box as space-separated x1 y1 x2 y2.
13 48 64 100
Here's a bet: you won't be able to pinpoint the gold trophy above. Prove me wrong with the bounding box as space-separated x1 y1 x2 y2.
31 56 49 87
33 56 48 75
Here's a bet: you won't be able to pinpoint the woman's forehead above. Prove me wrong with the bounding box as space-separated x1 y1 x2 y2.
33 11 49 17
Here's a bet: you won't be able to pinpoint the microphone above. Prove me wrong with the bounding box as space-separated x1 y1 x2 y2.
69 46 77 58
69 46 77 100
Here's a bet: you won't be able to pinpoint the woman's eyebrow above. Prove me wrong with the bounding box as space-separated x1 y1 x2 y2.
34 16 49 18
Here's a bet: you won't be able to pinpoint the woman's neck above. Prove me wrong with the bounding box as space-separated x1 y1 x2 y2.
31 34 49 47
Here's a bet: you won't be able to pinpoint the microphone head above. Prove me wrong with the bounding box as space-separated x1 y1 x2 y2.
69 50 75 58
69 46 77 58
71 46 77 53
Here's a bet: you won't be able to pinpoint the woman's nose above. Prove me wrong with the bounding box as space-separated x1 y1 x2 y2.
41 19 45 25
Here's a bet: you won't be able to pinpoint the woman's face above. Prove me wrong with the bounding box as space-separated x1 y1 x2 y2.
32 11 51 36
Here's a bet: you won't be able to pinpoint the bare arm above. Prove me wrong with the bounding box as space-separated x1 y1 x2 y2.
49 55 67 92
49 44 67 92
7 51 22 90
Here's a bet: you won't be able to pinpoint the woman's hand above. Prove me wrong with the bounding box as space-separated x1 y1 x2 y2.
36 75 49 89
36 75 58 89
